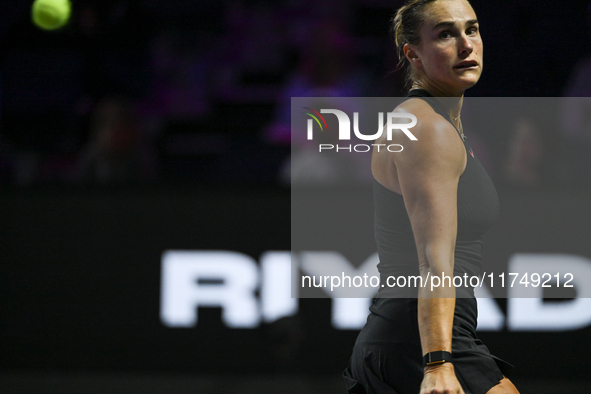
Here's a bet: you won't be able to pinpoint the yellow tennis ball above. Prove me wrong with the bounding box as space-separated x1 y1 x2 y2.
31 0 72 31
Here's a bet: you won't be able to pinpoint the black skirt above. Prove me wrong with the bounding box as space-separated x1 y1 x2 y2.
342 297 513 394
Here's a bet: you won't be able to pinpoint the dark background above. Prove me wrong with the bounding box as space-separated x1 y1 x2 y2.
2 0 591 393
2 187 591 393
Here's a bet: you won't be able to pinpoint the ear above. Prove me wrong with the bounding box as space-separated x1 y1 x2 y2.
403 43 422 67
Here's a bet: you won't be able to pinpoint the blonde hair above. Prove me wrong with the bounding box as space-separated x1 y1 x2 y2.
390 0 440 88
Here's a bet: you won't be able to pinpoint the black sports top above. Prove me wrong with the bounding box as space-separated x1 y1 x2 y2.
373 89 500 298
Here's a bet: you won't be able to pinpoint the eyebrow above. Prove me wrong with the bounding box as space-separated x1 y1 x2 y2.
432 19 478 30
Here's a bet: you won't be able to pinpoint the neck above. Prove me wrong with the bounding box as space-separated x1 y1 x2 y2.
410 81 464 121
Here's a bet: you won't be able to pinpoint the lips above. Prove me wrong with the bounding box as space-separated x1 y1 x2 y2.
454 60 478 69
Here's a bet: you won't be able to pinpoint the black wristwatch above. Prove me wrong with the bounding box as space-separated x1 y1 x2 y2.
423 351 453 367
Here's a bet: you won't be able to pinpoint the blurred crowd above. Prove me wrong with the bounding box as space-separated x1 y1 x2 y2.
0 0 591 188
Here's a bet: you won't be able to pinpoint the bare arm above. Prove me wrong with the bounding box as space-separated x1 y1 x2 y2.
386 101 466 392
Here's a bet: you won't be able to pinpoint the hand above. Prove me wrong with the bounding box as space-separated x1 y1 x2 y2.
419 362 465 394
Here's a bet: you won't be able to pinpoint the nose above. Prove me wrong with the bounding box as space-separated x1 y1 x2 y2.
458 33 473 56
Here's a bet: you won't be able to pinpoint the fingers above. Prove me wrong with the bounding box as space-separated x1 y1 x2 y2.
419 380 465 394
420 389 464 394
419 366 464 394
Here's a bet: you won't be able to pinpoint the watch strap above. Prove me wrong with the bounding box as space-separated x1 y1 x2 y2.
423 350 453 366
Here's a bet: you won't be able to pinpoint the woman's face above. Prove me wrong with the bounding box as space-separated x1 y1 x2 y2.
408 0 483 95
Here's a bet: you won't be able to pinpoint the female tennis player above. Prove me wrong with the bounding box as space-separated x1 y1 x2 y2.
343 0 520 393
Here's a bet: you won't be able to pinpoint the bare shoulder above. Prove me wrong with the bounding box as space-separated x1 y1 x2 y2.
392 98 465 175
372 98 466 191
394 99 458 149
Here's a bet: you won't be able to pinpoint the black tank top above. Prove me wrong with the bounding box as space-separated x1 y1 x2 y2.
373 89 500 298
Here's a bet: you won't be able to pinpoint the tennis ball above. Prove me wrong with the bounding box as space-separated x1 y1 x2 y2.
31 0 72 31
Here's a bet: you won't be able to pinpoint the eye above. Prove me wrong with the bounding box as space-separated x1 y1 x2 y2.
439 30 453 39
467 26 478 36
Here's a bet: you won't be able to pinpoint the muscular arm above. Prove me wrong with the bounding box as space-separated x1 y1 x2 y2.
385 101 466 392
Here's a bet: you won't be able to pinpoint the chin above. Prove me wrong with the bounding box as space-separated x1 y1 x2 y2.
457 74 481 90
462 79 480 90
